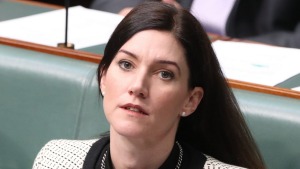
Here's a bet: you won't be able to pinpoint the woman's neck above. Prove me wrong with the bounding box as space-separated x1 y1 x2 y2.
109 130 175 169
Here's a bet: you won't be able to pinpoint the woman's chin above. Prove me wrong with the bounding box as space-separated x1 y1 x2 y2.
111 123 148 138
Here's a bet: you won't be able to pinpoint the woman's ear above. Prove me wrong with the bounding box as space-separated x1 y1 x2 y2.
100 71 107 96
182 87 204 116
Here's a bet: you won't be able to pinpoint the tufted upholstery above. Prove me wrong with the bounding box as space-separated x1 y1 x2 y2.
0 44 300 169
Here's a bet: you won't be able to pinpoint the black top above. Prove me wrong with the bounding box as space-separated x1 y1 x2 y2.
83 136 207 169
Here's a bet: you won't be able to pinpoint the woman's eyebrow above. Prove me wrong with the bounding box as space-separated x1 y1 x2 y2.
118 49 138 59
156 59 181 75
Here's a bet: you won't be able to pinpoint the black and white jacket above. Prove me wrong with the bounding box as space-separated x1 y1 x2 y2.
32 139 246 169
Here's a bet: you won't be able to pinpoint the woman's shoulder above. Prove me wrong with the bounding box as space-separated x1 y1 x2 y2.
203 155 247 169
32 139 99 169
181 142 247 169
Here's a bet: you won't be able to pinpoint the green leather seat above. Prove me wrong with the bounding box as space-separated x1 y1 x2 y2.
1 44 300 169
0 44 108 169
234 89 300 169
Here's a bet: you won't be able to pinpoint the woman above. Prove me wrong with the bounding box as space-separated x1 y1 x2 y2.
33 2 265 169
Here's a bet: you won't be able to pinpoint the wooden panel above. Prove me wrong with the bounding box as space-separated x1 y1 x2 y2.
0 37 102 63
228 79 300 99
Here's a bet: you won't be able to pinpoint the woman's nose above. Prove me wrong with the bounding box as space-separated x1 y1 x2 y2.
128 73 149 98
128 90 147 98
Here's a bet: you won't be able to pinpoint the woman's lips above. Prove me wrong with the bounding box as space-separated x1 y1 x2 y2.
120 103 149 115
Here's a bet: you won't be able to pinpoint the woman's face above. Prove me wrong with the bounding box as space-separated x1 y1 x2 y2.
101 30 203 141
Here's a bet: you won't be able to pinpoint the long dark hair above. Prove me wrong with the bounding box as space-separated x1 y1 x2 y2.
97 2 265 168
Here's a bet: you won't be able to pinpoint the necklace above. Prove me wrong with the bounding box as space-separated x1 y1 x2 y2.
101 149 108 169
100 141 183 169
175 141 183 169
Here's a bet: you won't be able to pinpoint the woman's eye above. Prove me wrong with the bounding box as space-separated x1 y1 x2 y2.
159 71 174 80
119 60 133 70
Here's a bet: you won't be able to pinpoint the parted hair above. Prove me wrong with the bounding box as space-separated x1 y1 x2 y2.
97 1 265 169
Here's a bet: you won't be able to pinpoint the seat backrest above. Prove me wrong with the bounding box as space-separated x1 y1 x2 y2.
234 89 300 169
0 44 108 169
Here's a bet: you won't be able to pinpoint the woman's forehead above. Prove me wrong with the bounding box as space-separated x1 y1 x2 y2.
120 30 185 60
